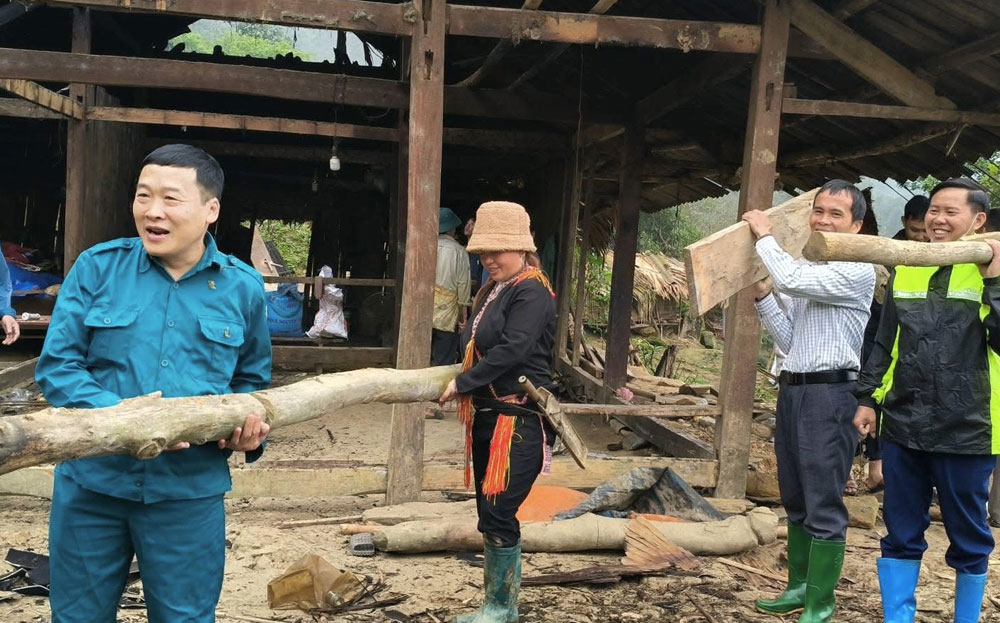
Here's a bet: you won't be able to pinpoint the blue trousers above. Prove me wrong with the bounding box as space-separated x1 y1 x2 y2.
881 440 995 574
49 473 226 623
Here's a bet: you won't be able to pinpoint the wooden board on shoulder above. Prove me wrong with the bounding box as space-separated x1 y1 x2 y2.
683 188 818 316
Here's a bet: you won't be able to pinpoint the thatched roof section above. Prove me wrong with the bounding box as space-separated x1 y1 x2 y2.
603 251 688 326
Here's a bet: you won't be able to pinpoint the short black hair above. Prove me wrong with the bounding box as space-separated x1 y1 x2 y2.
929 177 989 213
818 179 867 221
140 144 224 200
902 195 930 221
985 209 1000 233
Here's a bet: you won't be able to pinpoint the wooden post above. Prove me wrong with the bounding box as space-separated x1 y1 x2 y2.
603 120 644 392
713 0 789 499
386 0 445 505
554 139 582 362
570 164 595 367
63 7 90 273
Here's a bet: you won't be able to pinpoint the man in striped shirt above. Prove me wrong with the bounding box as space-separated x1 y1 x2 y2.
744 180 876 623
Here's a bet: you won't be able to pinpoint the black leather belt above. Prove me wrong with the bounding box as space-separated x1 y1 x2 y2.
779 370 858 385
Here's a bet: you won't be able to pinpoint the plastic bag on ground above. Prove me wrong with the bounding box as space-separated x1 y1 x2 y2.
306 265 348 339
267 553 364 611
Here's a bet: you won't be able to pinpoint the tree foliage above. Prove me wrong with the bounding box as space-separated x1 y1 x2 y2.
170 22 310 60
637 207 705 257
906 151 1000 208
258 220 312 275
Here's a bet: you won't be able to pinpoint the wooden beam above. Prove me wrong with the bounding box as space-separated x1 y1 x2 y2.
447 5 761 54
456 0 544 88
88 106 398 141
388 0 446 505
782 124 956 167
146 138 392 166
41 0 412 36
635 54 752 128
570 160 596 367
0 358 37 391
830 0 879 20
0 78 83 119
505 0 620 90
921 31 1000 75
0 97 62 119
715 0 788 501
782 98 1000 126
271 346 395 371
614 415 715 459
603 120 643 391
554 148 580 363
786 0 954 110
0 48 597 124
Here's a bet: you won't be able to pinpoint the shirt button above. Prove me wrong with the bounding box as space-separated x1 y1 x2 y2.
167 320 175 328
160 360 169 368
103 318 111 325
135 482 143 487
172 283 179 290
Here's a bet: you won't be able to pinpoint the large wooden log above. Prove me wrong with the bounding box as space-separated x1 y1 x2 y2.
683 188 818 316
0 365 460 475
802 231 999 266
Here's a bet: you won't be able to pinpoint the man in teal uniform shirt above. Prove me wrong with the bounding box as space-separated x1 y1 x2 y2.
36 144 272 623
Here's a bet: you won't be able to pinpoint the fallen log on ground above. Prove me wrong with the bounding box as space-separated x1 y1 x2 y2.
0 365 460 475
368 507 778 555
802 230 1000 266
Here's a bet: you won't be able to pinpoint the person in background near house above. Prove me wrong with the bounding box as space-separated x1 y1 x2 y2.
893 195 930 242
0 243 19 345
855 177 999 623
35 144 272 623
465 217 483 297
745 180 875 623
438 201 556 623
432 207 472 366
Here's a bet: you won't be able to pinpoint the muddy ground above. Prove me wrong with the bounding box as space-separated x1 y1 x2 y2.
2 363 1000 622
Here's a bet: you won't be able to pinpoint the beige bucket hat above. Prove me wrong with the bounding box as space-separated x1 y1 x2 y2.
466 201 536 253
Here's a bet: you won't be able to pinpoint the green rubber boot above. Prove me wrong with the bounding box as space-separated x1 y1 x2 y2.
453 541 521 623
756 522 810 615
798 539 846 623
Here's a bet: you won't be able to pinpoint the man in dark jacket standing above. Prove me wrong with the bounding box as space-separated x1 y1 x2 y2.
855 177 1000 623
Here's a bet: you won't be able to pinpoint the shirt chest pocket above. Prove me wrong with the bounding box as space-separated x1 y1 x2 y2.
84 306 140 361
198 315 246 384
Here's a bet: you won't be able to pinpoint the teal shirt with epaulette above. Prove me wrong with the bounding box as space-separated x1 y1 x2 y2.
36 234 272 503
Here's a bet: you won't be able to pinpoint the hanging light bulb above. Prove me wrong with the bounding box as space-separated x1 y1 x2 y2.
329 143 341 172
311 169 319 193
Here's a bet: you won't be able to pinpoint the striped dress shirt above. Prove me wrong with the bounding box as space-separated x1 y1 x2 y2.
753 235 875 374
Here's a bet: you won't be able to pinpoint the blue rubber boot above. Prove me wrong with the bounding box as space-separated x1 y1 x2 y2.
453 541 520 623
954 572 987 623
876 557 921 623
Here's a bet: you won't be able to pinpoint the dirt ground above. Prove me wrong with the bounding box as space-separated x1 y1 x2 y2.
3 369 1000 622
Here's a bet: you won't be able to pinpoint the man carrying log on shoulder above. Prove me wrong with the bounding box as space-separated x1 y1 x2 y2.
35 144 272 623
854 177 1000 623
743 179 876 623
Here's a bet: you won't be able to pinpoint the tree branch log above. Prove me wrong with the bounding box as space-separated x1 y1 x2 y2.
0 365 460 475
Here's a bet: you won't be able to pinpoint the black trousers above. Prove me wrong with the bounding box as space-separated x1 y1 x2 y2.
430 329 460 366
471 408 549 548
775 381 858 541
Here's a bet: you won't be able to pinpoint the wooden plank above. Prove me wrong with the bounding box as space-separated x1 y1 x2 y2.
782 125 956 168
0 79 83 119
0 358 37 390
150 139 392 166
387 0 445 506
262 276 394 287
715 0 788 501
603 120 643 391
0 48 594 124
42 0 412 36
562 404 719 418
635 54 752 128
683 189 817 317
554 150 579 362
614 415 715 459
782 98 1000 126
0 457 719 499
271 346 394 370
0 98 62 119
570 168 595 367
786 0 955 110
447 5 760 54
456 0 544 88
830 0 879 20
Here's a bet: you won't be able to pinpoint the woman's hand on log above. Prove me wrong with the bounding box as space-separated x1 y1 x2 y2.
218 412 270 452
853 405 876 438
438 379 459 405
978 239 1000 279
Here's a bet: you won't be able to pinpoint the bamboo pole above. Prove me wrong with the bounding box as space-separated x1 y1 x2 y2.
0 365 460 475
